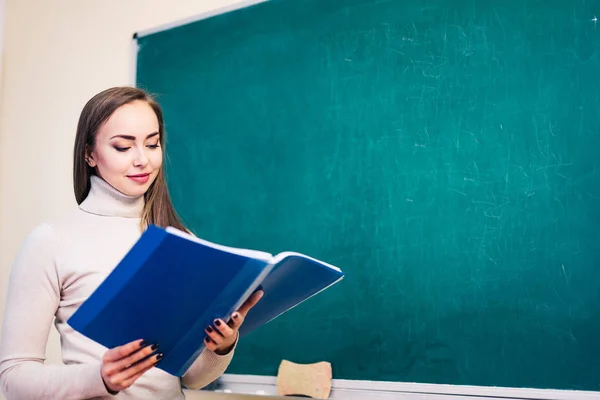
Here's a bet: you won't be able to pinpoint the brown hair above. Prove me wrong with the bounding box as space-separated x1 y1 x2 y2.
73 86 187 232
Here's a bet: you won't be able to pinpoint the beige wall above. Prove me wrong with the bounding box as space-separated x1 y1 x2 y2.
0 0 244 366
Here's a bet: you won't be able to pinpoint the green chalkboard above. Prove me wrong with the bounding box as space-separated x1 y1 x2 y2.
136 0 600 391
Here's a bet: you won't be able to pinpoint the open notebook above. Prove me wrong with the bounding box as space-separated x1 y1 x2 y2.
67 225 344 377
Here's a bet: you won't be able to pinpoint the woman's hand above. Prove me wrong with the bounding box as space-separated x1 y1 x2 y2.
101 339 162 394
204 290 264 355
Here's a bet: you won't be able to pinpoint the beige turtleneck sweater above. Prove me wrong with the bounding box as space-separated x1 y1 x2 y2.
0 175 235 399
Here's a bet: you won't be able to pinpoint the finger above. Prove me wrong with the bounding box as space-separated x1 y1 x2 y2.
228 311 245 329
119 361 156 389
109 351 163 384
103 343 157 376
107 359 156 392
204 336 218 352
237 290 264 317
103 339 146 363
205 328 224 347
121 344 159 370
213 319 235 338
205 325 223 340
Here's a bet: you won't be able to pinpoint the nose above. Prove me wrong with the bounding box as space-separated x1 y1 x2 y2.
133 148 149 167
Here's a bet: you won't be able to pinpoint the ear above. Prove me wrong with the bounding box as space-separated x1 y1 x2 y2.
85 146 97 168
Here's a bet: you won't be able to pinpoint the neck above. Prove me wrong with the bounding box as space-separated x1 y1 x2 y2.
79 175 145 218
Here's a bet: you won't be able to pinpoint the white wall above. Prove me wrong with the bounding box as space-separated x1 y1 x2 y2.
0 0 244 366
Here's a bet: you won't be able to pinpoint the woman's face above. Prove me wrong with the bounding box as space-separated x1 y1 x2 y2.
87 100 163 197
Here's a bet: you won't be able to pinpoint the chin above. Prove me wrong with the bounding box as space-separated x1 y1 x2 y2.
120 177 156 197
124 186 151 197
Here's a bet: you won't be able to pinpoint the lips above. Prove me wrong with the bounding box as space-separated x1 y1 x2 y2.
127 173 151 184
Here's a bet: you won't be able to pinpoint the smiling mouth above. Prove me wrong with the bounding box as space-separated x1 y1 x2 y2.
127 173 151 183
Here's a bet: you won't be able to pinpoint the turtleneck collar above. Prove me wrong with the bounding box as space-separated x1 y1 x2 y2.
79 175 145 218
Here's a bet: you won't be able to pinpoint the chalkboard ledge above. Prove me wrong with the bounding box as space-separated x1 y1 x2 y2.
199 374 599 400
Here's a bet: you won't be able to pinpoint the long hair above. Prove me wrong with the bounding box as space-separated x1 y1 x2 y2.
73 86 187 231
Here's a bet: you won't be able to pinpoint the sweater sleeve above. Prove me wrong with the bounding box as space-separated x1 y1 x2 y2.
180 335 238 390
0 223 110 400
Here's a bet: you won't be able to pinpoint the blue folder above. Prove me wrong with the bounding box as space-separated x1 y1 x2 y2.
67 225 344 377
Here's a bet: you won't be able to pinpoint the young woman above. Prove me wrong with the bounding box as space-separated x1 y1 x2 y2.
0 87 263 399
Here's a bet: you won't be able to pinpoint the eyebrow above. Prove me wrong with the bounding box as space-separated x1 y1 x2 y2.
110 132 159 140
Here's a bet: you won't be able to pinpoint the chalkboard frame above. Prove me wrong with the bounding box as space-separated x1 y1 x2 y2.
131 0 600 395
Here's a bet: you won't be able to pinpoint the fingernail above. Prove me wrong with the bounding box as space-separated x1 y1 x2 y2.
215 320 222 326
139 340 147 348
156 353 164 360
151 344 158 351
205 337 211 344
206 326 213 333
232 313 239 319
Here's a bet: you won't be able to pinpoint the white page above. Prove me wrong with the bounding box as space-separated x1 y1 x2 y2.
272 251 342 272
166 226 273 262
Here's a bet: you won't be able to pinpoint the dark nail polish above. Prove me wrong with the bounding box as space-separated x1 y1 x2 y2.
156 353 164 360
151 344 158 351
215 320 221 326
206 326 213 333
139 340 147 348
232 313 239 319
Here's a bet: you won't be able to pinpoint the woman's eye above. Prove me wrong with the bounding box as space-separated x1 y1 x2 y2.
147 144 160 149
114 146 130 152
